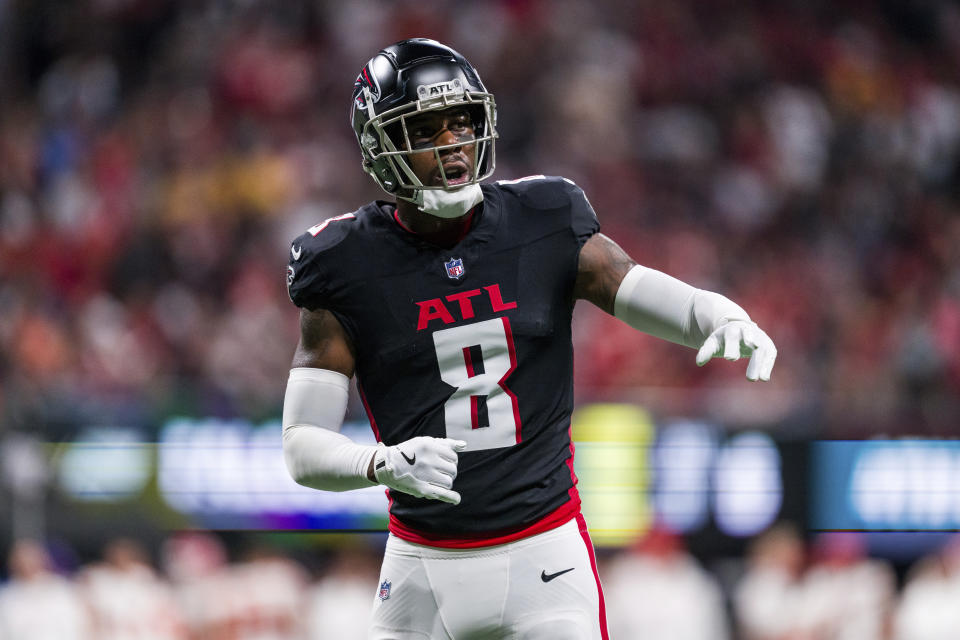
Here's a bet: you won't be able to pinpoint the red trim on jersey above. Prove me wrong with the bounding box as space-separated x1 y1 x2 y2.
565 427 581 504
498 316 522 443
356 380 381 442
462 346 476 377
469 395 480 430
388 498 579 549
576 513 609 640
391 208 476 243
463 346 481 429
392 209 415 233
387 422 581 548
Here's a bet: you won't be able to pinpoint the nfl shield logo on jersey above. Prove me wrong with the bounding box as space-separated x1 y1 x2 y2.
445 257 465 279
378 579 392 601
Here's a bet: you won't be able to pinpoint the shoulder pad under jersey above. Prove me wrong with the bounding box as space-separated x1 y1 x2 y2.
286 211 358 309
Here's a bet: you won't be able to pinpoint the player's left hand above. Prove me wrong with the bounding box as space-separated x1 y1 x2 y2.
373 436 468 504
695 320 777 381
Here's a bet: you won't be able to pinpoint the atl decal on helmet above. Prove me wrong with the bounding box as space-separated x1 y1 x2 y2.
417 79 465 101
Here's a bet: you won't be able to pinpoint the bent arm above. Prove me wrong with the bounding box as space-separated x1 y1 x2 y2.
283 309 468 503
282 308 378 490
291 307 356 375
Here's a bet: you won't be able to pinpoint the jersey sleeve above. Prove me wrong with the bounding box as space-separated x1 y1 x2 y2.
561 178 600 247
285 214 356 310
286 233 324 310
494 175 600 246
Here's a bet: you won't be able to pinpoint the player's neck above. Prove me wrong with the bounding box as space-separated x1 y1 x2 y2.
394 200 477 248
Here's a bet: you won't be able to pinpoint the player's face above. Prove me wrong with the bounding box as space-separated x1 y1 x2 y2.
403 107 477 188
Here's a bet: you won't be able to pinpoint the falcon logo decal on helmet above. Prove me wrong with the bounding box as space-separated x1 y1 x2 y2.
352 65 382 111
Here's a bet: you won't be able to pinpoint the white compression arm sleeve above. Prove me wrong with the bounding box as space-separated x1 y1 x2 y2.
282 367 377 491
613 265 751 348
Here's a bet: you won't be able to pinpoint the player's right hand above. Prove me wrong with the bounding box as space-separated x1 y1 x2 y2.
373 436 467 504
695 319 777 382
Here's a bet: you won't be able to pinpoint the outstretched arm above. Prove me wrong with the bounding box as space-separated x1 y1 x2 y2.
573 233 777 381
283 308 466 502
572 232 638 314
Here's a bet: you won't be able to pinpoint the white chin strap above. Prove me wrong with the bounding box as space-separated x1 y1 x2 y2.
413 183 484 219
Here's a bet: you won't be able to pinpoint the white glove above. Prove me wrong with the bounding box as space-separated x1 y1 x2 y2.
373 436 467 504
695 320 777 381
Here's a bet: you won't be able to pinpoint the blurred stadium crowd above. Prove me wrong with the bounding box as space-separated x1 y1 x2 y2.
3 527 960 639
2 0 960 637
2 0 959 440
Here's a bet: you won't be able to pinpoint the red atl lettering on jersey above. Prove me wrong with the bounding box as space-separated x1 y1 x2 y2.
484 284 517 312
415 284 517 331
445 289 483 319
415 299 456 329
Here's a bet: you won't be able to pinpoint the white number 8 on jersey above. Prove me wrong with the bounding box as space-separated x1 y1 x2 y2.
432 317 521 452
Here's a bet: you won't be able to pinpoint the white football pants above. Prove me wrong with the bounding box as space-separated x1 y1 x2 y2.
369 517 607 639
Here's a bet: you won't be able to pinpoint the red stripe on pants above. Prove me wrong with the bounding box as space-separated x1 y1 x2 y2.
575 513 608 639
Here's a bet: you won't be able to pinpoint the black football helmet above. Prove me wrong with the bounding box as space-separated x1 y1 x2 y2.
350 38 497 198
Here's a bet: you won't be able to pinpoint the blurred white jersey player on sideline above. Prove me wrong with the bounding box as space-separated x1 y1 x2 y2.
604 527 729 640
0 539 91 640
77 538 187 640
306 547 381 640
163 532 308 640
894 534 960 640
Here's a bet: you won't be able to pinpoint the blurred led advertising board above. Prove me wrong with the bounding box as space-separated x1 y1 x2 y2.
654 423 783 537
812 440 960 531
55 407 788 544
570 404 655 546
571 406 784 546
156 418 388 530
57 419 388 530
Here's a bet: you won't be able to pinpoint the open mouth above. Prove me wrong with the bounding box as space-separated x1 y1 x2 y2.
434 163 471 187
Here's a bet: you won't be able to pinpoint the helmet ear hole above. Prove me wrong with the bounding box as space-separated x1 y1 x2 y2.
381 172 398 192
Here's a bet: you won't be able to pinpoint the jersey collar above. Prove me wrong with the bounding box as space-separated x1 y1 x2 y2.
376 183 501 248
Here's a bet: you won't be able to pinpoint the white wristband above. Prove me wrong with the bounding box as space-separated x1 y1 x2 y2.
281 368 376 491
613 265 751 348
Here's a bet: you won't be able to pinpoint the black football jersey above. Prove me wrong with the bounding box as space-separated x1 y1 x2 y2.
287 176 600 542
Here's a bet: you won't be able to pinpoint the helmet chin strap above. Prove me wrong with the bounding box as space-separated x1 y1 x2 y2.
410 183 484 219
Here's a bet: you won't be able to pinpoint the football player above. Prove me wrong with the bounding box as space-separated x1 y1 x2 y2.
283 38 777 639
